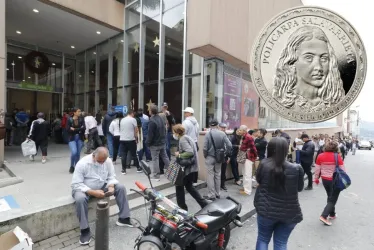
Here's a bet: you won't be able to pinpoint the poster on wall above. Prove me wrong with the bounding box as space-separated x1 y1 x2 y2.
241 79 259 129
222 74 241 130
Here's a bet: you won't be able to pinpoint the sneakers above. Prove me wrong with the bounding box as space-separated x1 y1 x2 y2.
116 217 134 227
151 174 160 181
69 167 75 174
240 190 251 196
41 158 46 164
328 214 338 220
121 169 127 175
220 185 228 191
29 155 34 161
319 216 332 226
192 183 199 187
304 186 313 191
79 228 92 245
137 168 143 173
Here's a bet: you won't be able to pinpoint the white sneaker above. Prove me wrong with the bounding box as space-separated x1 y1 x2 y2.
29 155 34 161
42 159 46 164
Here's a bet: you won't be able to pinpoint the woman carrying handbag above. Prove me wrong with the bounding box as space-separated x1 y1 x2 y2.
173 124 209 211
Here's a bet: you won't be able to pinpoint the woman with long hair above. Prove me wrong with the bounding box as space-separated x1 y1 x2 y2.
314 140 345 226
254 137 304 250
67 108 85 173
173 124 208 211
273 26 345 112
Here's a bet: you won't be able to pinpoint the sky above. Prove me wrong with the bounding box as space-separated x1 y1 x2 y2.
302 0 372 121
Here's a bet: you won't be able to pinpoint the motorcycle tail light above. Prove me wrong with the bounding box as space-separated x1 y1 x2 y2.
160 219 178 241
149 213 166 231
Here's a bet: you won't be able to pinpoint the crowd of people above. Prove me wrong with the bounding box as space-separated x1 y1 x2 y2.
5 106 356 249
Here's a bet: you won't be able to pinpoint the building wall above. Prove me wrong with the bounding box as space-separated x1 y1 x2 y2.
187 0 302 70
41 0 124 31
0 0 5 163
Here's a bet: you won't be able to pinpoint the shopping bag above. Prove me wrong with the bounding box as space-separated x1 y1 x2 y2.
165 161 184 186
21 140 36 157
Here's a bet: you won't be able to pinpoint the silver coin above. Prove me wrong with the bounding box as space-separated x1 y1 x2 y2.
250 6 367 123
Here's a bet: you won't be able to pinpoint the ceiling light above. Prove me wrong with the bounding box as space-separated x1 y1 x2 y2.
6 68 9 71
96 31 101 35
157 52 159 55
33 9 39 13
28 77 31 79
71 45 75 49
16 31 21 34
91 71 94 73
11 62 15 66
121 40 124 43
93 52 96 55
167 42 171 46
18 56 22 59
52 63 55 66
79 75 82 78
23 80 25 82
128 62 130 63
189 52 192 55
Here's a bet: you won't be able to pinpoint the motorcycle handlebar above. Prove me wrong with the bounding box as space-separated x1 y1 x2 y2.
135 181 146 191
195 221 208 230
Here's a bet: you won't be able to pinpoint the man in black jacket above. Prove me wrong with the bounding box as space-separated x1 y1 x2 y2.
300 134 315 190
147 104 170 181
28 113 50 164
255 129 268 161
161 102 175 159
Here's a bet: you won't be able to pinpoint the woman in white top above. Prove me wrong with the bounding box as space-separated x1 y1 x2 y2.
109 112 123 164
352 140 357 155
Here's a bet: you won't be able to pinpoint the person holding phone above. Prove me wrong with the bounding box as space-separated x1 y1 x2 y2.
71 147 133 246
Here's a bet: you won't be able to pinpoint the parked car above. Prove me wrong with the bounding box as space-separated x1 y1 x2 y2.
359 140 372 150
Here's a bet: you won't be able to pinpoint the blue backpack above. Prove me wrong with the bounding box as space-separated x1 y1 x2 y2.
333 153 351 191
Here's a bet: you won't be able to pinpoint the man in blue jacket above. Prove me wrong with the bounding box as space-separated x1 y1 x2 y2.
15 108 30 144
102 107 117 158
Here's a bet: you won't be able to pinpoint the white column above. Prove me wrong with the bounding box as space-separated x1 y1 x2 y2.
108 51 113 109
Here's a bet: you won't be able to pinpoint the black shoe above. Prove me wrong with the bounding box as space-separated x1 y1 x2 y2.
221 185 228 191
304 186 313 190
216 195 221 199
137 168 143 173
79 228 92 245
116 217 134 227
160 170 165 175
121 169 127 175
69 167 75 174
126 165 131 169
203 195 216 201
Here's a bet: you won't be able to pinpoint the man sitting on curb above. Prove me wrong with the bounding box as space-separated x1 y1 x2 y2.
71 147 133 245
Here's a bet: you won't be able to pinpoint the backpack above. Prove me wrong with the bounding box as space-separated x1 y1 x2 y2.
333 153 351 191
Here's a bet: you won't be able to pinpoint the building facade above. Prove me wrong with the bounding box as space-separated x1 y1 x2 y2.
0 0 346 162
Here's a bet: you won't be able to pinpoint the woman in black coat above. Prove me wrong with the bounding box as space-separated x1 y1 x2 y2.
254 137 304 250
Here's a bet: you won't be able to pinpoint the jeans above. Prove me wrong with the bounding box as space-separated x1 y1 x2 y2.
138 139 151 161
69 135 84 167
301 163 312 187
120 140 139 171
166 132 172 160
112 136 120 162
175 173 207 211
230 156 240 182
106 133 114 158
221 157 228 186
321 179 341 218
256 215 297 250
150 145 170 176
295 150 301 164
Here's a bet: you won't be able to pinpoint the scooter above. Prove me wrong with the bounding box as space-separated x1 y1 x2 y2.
130 160 243 250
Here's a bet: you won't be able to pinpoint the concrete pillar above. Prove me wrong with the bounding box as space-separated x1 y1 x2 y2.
0 0 5 163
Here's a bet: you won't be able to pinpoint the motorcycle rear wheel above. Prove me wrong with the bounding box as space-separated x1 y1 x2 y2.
210 225 231 250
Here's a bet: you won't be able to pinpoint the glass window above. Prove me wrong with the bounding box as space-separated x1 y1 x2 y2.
188 53 202 75
76 94 84 111
164 79 182 123
143 0 161 22
127 28 140 85
144 83 159 111
6 46 36 83
38 53 63 91
76 53 85 94
144 26 159 82
126 3 141 31
88 92 95 114
185 75 202 128
98 42 110 111
163 3 184 78
123 85 139 108
64 58 75 109
87 48 97 92
163 0 184 12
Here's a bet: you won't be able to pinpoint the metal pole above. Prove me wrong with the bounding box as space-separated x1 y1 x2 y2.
94 200 109 250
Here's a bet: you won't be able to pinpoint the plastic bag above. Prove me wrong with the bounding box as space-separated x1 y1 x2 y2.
21 139 37 156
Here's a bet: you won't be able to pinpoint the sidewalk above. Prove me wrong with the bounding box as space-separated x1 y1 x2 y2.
33 183 256 250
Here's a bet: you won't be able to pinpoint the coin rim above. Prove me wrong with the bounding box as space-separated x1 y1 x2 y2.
250 6 367 123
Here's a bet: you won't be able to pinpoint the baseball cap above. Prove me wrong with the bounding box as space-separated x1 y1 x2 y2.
219 122 227 128
182 107 194 113
210 119 218 127
162 102 168 107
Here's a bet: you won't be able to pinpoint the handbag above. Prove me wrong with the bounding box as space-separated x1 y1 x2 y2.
333 153 351 191
237 150 247 164
177 135 196 166
209 132 225 163
165 161 185 186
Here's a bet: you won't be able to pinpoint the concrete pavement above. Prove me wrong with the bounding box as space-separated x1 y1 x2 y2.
228 149 374 250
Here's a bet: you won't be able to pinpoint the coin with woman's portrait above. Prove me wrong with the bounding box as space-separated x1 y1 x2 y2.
250 6 366 123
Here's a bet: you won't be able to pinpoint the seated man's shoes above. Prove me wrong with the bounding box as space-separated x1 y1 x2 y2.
79 228 92 245
116 217 134 227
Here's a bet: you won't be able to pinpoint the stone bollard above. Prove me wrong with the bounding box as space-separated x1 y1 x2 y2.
95 199 109 250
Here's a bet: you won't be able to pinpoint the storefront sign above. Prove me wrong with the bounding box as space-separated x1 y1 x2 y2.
18 82 53 92
114 105 128 114
222 74 242 130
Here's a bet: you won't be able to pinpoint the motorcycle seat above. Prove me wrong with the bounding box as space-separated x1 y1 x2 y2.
195 198 238 234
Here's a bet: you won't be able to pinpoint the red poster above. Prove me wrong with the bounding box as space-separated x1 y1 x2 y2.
241 79 259 129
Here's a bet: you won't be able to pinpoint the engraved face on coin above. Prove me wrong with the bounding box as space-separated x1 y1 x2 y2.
250 7 367 123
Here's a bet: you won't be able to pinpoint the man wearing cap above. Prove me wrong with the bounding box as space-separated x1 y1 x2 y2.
162 102 176 160
203 119 232 200
218 122 230 191
182 107 200 184
28 112 50 164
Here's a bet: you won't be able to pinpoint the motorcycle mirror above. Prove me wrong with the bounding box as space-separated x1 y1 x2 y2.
207 210 225 217
139 160 151 176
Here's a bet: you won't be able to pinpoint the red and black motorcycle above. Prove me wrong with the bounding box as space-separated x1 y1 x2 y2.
130 161 243 250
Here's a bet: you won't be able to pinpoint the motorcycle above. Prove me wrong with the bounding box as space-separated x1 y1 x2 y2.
130 160 243 250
